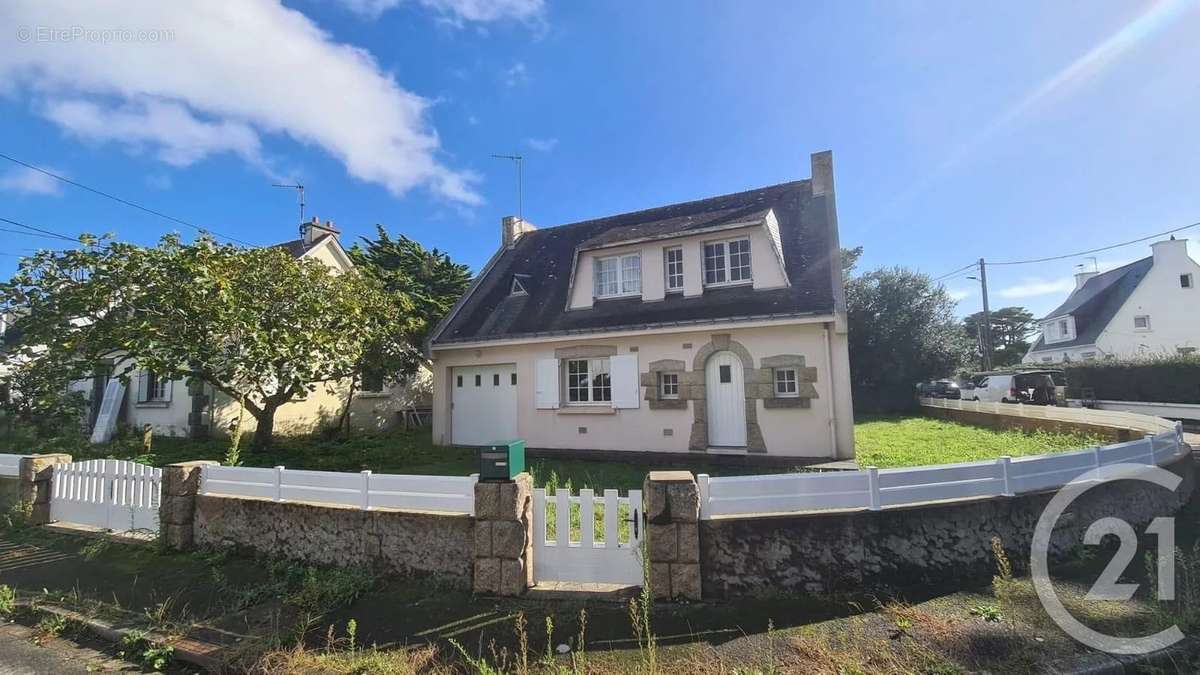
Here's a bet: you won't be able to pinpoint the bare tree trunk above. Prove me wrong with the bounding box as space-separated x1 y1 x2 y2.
252 404 278 448
337 375 358 437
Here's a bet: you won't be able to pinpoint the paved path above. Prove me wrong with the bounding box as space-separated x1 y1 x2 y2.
0 623 134 674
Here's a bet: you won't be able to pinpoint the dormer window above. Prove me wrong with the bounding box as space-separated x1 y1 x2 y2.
510 275 529 296
1057 319 1068 337
594 253 641 299
664 247 684 292
703 237 752 287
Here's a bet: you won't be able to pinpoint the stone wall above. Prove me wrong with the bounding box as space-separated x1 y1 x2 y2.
194 495 473 585
923 405 1135 444
700 453 1195 599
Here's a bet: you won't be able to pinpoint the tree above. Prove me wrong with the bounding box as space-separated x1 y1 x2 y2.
1 234 418 447
845 259 972 411
963 306 1035 368
0 347 88 437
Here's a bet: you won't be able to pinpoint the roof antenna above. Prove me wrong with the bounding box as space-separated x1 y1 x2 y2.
272 183 306 233
491 154 523 222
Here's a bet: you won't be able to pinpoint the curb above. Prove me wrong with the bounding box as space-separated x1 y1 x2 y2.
1046 636 1200 674
28 602 226 672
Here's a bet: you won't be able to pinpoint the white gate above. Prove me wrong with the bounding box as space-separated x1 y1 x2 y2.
532 487 643 586
50 459 162 533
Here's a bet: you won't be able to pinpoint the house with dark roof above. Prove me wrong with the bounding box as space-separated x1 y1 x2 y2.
428 151 855 459
1023 237 1200 364
73 218 430 440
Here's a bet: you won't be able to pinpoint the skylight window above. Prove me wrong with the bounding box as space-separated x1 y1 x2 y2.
510 276 528 296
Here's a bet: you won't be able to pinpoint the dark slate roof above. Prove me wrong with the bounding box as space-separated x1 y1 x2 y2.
433 180 841 344
274 233 332 258
1028 256 1153 352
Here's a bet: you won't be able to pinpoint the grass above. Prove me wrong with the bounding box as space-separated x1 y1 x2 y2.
854 415 1106 468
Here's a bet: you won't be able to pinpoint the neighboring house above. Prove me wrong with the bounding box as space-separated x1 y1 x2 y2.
74 217 430 438
1023 237 1200 364
428 151 855 459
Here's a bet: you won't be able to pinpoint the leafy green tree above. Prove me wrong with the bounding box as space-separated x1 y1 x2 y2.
845 260 972 411
1 234 418 447
963 306 1035 368
0 347 88 437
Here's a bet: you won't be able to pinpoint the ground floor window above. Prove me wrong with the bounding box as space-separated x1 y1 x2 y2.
774 368 798 397
138 371 170 403
566 358 611 404
659 372 679 399
361 368 385 392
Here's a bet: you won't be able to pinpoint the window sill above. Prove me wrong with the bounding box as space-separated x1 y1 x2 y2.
135 401 171 408
702 280 753 290
355 391 391 399
593 293 641 302
556 407 617 415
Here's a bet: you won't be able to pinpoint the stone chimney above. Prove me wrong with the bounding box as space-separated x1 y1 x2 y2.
811 150 834 197
301 216 340 246
502 216 536 249
1151 236 1190 266
1074 270 1098 290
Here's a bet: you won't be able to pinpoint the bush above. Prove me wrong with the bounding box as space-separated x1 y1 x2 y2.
1064 354 1200 404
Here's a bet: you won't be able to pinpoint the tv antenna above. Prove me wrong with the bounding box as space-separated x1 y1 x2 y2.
272 183 306 228
491 154 523 222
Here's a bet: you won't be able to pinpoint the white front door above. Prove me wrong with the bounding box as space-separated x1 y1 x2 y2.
706 351 747 447
451 364 518 446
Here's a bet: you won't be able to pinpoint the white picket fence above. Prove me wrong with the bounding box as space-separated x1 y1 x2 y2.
199 465 478 515
532 487 644 586
50 459 162 532
699 422 1189 519
0 453 23 478
921 396 1179 434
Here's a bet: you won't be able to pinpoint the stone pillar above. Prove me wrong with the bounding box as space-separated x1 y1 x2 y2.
644 470 701 601
473 472 533 596
18 453 72 525
159 460 218 551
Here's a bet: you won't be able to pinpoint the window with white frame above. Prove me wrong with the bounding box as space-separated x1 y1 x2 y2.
138 371 170 403
593 253 641 298
659 372 679 399
774 368 798 397
1057 319 1069 337
1134 315 1151 330
703 238 751 286
664 247 684 292
1182 273 1194 289
565 358 611 404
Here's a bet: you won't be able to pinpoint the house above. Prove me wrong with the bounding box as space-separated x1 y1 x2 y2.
1023 237 1200 364
428 151 855 459
76 218 430 438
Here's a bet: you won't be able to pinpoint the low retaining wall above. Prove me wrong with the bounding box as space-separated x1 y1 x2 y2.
194 495 474 586
700 452 1194 599
923 405 1135 443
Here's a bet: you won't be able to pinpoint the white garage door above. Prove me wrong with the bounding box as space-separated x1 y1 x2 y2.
451 364 518 446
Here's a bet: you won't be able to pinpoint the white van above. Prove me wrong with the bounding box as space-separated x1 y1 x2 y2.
966 371 1060 405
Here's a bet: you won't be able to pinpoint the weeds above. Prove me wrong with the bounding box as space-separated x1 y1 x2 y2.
0 584 14 615
120 628 175 672
1146 540 1200 632
968 604 1003 622
34 614 70 642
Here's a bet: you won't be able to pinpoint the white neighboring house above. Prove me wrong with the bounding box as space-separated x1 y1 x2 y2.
428 151 856 460
1023 237 1200 364
71 218 430 438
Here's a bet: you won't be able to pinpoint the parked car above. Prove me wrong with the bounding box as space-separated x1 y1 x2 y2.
917 379 961 399
967 370 1060 405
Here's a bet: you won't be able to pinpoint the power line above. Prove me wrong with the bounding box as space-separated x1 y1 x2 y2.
0 225 78 243
0 152 253 246
931 262 979 283
0 216 78 243
989 220 1200 266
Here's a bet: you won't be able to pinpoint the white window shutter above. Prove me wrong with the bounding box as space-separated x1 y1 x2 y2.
534 358 560 409
136 371 148 403
163 379 173 402
610 354 640 409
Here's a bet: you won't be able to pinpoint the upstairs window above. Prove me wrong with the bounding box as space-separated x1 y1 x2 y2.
594 253 641 298
1057 319 1069 337
664 247 684 292
1182 273 1194 289
566 358 611 404
1134 315 1151 330
703 237 752 286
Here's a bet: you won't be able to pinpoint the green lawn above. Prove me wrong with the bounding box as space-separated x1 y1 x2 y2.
1 414 1103 491
854 415 1104 468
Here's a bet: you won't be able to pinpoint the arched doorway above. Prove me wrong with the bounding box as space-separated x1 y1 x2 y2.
705 350 747 447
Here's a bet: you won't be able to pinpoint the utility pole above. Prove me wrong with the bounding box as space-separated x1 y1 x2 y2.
968 258 993 370
491 154 523 222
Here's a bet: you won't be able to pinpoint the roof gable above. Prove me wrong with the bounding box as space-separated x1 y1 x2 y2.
1029 257 1153 352
432 179 840 345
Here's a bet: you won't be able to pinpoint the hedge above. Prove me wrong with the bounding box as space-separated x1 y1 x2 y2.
1064 355 1200 404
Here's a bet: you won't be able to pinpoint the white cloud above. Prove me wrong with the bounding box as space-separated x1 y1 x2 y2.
524 137 557 152
0 1 481 205
338 0 544 25
502 62 529 88
947 288 971 302
997 277 1077 299
0 166 63 196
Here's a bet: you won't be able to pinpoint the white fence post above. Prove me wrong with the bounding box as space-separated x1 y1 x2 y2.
867 466 881 511
1092 446 1103 482
360 470 371 510
1144 434 1157 465
274 466 284 502
998 455 1013 497
468 473 479 516
697 474 711 520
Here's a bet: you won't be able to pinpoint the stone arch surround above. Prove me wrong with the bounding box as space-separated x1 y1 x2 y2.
688 334 766 452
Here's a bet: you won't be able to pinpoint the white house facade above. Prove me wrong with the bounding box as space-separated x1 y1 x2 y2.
428 151 855 460
1024 237 1200 364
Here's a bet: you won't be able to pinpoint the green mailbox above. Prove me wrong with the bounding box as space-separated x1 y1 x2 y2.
479 440 525 481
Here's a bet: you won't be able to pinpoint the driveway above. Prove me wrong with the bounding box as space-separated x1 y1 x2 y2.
0 622 134 674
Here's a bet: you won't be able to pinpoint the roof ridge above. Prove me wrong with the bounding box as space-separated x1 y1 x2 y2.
522 179 809 238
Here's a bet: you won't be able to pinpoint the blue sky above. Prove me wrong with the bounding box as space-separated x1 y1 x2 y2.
1 0 1198 319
